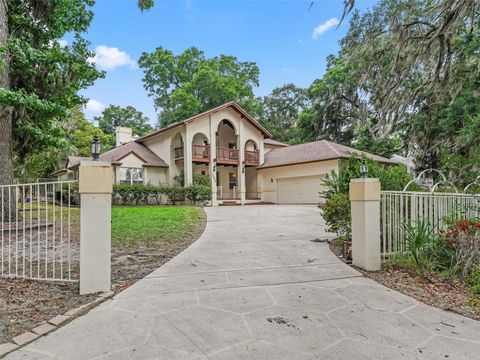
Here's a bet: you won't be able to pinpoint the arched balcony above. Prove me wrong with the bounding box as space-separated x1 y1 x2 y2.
192 133 210 163
245 139 259 166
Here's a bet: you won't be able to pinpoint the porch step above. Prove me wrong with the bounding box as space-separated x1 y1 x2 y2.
219 200 240 206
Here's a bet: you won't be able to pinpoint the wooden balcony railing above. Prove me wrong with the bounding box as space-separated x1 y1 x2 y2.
192 145 210 163
217 147 239 165
245 150 259 166
174 146 184 160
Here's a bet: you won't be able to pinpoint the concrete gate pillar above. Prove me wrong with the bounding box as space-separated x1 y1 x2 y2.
78 161 113 295
349 178 381 271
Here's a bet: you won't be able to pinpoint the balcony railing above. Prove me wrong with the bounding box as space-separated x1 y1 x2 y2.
216 147 239 165
192 145 210 163
175 146 258 166
245 150 259 166
174 146 184 161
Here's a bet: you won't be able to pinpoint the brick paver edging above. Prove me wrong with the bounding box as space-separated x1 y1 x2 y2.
0 291 114 358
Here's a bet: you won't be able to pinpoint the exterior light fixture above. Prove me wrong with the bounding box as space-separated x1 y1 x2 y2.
360 160 368 178
242 161 245 173
91 134 101 161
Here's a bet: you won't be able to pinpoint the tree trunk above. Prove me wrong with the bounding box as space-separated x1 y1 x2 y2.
0 1 16 222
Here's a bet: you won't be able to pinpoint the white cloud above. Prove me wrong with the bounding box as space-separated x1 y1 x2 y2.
85 99 105 113
58 39 68 47
312 18 339 39
88 45 137 70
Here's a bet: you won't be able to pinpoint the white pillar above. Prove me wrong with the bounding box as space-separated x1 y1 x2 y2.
79 161 113 295
349 178 381 271
184 127 193 186
209 115 218 206
238 120 246 205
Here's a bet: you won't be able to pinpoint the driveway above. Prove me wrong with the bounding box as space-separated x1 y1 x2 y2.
6 205 480 359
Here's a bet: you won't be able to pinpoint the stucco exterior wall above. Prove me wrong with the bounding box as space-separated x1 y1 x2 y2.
145 167 167 185
258 159 340 203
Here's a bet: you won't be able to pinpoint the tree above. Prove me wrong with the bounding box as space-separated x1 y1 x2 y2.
95 105 152 147
138 47 260 127
0 0 102 188
260 84 308 143
70 108 110 157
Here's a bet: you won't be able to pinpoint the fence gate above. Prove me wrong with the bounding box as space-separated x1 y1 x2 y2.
380 190 480 259
0 181 79 281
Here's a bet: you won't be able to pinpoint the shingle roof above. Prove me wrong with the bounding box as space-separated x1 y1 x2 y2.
258 140 398 169
264 139 289 147
67 142 168 170
136 101 272 142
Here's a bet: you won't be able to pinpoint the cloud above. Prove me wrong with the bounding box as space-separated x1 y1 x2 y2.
85 99 105 113
58 39 68 47
88 45 137 70
281 67 297 72
312 18 339 39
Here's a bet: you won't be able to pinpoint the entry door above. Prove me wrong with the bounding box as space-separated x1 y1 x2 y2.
276 175 325 204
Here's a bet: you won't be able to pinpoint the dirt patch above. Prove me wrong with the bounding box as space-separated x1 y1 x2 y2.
0 278 96 342
329 242 480 321
0 209 206 344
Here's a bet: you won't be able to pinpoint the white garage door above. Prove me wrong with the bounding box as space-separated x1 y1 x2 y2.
277 175 325 204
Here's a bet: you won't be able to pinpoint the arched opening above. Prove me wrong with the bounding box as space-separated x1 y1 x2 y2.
170 132 184 184
245 139 259 166
191 132 210 178
216 119 239 200
216 119 238 165
244 139 259 200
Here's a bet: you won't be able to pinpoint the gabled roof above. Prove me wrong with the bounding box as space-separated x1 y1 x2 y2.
264 139 289 147
258 140 398 169
136 101 272 142
67 142 168 170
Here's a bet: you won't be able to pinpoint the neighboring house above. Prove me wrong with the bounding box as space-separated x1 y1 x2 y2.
53 101 397 205
390 154 416 175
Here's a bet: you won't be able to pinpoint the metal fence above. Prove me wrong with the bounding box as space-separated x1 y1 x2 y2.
380 190 480 259
0 180 79 281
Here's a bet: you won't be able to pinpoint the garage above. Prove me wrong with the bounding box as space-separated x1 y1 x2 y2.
277 175 326 204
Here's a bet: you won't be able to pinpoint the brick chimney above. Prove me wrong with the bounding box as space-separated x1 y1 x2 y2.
115 127 133 147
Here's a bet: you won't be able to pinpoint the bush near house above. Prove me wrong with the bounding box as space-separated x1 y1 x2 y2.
320 154 413 239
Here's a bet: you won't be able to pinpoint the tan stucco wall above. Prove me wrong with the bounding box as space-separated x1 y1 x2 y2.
258 159 340 203
145 167 167 185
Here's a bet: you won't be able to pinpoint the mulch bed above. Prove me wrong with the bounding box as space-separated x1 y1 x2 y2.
329 242 480 321
0 211 206 344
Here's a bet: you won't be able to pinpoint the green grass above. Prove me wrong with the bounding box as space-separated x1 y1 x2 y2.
16 203 205 246
111 206 205 245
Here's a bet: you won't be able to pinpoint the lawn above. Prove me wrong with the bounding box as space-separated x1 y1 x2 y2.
111 206 205 245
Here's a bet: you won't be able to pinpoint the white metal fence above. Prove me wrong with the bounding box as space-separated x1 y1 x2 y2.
380 191 480 258
0 180 79 281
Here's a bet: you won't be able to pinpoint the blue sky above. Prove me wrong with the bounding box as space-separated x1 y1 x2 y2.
80 0 376 124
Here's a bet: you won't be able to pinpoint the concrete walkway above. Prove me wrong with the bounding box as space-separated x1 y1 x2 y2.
6 205 480 359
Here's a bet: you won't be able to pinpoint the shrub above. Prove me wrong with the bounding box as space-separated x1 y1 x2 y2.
184 184 212 205
443 219 480 278
321 193 351 240
402 219 436 274
164 185 185 205
193 174 210 186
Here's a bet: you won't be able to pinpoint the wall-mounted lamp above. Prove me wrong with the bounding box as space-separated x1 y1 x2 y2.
360 160 368 179
91 134 101 161
242 161 245 174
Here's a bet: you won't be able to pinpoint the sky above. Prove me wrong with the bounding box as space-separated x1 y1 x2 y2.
77 0 377 124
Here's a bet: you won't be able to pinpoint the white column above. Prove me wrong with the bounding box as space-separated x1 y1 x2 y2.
209 115 218 206
238 121 246 204
79 161 113 295
349 178 381 271
184 126 193 186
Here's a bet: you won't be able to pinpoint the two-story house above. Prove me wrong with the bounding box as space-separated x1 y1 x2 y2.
55 101 397 205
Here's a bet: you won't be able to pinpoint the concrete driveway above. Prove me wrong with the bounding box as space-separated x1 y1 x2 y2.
6 205 480 359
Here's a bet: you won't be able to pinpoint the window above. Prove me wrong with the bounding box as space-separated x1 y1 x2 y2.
229 172 237 190
119 167 144 185
228 143 236 149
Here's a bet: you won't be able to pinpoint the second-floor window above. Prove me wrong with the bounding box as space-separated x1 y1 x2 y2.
119 167 144 185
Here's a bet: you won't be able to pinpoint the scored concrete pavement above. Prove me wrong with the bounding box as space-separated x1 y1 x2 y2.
5 205 480 359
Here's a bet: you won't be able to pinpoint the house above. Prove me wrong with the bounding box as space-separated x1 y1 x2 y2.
54 101 397 205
